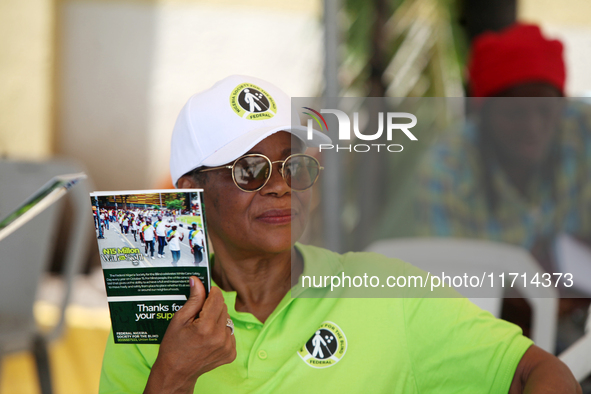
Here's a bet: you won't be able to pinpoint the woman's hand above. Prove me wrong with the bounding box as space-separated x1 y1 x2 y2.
144 277 236 394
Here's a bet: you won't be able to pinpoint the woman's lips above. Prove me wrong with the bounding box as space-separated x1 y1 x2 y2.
257 209 295 224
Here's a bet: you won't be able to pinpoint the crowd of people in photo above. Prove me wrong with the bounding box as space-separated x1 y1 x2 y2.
93 206 206 266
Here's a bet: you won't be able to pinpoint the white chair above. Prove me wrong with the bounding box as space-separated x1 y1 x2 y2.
559 303 591 382
366 237 559 353
0 158 92 394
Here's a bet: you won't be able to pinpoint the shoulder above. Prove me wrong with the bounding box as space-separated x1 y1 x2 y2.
296 243 419 274
294 244 446 297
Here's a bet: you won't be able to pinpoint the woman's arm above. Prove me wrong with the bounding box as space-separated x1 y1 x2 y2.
144 277 236 394
509 345 581 393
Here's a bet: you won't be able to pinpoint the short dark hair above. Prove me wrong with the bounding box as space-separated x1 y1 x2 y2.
181 167 208 187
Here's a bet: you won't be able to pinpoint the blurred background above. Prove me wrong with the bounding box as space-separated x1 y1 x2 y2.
2 0 591 392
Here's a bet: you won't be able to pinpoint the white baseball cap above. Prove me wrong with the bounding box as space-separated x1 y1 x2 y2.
169 75 331 187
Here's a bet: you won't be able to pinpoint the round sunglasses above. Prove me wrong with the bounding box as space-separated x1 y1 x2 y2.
199 153 323 192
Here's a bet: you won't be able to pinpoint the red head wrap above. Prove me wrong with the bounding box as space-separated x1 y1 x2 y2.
468 23 566 97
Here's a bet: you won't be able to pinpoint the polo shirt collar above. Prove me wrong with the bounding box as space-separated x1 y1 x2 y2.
291 242 343 296
211 243 344 323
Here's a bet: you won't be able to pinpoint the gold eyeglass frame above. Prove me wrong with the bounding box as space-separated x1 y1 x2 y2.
199 153 324 192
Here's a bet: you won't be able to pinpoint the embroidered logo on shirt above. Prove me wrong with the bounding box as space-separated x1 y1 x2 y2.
298 321 347 368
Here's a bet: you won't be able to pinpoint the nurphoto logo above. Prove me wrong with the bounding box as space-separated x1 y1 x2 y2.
303 107 418 152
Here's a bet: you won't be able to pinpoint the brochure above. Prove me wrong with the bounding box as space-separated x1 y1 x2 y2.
90 189 211 344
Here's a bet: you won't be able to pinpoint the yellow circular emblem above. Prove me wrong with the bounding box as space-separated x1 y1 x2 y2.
298 321 347 368
229 83 277 120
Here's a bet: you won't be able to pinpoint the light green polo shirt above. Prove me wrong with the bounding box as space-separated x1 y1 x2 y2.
99 244 532 393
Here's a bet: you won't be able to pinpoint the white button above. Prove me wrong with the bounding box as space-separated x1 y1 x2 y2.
258 350 268 360
246 323 255 330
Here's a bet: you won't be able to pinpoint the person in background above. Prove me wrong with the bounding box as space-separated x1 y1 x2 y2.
188 222 205 265
166 224 184 266
122 214 129 234
118 211 125 232
130 214 138 242
142 218 156 259
155 216 170 258
101 210 109 230
412 23 591 344
138 216 146 245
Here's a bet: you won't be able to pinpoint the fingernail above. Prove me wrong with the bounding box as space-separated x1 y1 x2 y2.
190 277 195 287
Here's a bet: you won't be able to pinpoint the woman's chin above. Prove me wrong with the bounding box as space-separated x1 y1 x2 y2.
259 238 295 255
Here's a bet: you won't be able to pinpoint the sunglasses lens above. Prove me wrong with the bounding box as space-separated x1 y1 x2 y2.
285 156 320 191
233 156 270 191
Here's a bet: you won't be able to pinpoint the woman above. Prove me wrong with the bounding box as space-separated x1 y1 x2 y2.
99 75 580 393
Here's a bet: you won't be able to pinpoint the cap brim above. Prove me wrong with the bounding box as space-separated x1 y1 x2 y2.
201 125 332 167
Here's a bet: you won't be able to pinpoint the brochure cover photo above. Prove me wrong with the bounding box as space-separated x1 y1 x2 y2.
90 189 210 344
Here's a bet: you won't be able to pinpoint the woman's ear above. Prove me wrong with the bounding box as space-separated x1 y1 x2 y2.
177 175 198 189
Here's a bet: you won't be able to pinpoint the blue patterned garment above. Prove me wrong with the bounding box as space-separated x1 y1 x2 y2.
414 101 591 252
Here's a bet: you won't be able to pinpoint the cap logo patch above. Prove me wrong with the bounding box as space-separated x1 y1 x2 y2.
229 83 277 120
298 321 347 368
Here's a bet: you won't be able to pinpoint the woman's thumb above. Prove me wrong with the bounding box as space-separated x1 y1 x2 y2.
175 276 206 324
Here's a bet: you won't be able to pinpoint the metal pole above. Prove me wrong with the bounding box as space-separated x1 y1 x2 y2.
322 0 343 252
96 195 104 239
